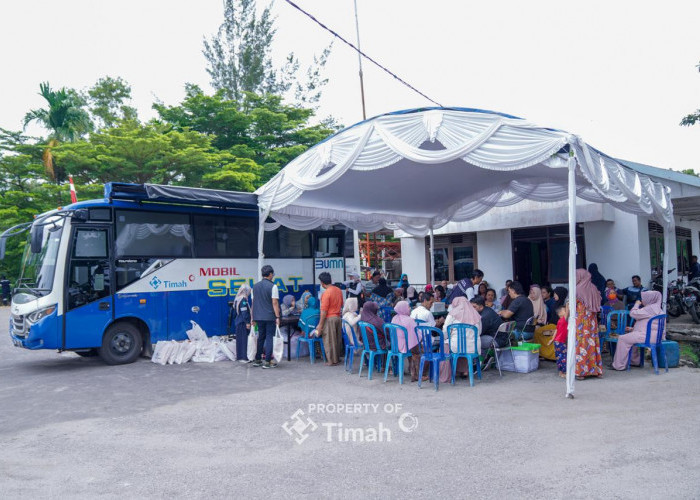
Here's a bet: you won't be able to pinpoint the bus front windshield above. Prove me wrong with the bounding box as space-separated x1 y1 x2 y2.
18 220 64 296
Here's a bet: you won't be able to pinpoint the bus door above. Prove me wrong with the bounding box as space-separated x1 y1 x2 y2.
64 225 114 349
313 231 346 288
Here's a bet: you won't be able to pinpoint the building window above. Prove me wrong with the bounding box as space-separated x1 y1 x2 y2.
511 224 585 288
425 233 477 283
648 222 692 276
676 226 692 276
648 221 664 276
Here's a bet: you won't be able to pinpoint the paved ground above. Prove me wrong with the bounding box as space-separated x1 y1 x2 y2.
1 306 699 499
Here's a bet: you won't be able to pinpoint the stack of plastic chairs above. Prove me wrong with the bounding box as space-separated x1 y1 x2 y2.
447 323 482 387
357 321 388 380
383 323 411 384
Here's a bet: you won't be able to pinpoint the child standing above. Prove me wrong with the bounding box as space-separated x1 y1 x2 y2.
549 304 569 378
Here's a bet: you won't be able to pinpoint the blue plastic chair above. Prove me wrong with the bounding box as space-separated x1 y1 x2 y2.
357 321 388 380
297 314 326 363
342 319 361 373
447 323 482 387
626 314 668 374
383 323 412 384
605 310 629 357
417 325 449 391
379 306 394 323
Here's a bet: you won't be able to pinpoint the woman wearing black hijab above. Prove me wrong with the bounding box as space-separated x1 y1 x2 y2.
550 286 569 324
588 263 606 303
369 278 393 300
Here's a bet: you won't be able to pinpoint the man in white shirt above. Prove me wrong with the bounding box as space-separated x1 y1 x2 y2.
410 291 444 328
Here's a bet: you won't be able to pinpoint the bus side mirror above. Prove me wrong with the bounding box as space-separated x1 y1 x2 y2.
30 224 43 254
72 209 88 222
0 237 5 260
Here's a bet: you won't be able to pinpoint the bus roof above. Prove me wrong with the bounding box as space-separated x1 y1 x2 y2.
104 183 259 210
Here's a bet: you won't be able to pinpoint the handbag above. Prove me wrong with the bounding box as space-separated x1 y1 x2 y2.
272 326 284 363
247 325 258 361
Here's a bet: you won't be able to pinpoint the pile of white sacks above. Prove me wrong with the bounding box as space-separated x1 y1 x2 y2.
151 320 236 365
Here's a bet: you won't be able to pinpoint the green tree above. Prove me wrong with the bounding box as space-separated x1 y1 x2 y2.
154 86 337 186
203 0 330 107
54 119 260 190
23 82 93 180
680 60 700 127
87 76 138 128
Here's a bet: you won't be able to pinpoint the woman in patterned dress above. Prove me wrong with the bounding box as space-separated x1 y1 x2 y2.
574 269 603 379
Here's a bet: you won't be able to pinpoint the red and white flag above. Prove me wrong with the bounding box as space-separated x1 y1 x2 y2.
69 176 78 204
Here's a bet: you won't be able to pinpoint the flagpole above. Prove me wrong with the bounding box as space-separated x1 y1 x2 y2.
353 0 367 121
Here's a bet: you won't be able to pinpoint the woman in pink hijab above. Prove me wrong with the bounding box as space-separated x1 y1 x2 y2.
391 300 421 382
529 285 548 326
574 269 603 379
441 296 482 380
611 290 664 370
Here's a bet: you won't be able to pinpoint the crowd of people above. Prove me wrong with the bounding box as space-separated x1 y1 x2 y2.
231 263 667 381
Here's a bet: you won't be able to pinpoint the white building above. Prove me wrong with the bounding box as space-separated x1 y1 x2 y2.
399 159 700 290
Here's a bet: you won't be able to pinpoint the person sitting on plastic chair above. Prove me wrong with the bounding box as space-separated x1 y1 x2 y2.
611 290 664 370
498 281 534 340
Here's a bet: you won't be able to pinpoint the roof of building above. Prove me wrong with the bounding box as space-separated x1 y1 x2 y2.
616 158 700 189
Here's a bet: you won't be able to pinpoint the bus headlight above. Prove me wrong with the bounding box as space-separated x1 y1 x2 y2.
26 305 57 324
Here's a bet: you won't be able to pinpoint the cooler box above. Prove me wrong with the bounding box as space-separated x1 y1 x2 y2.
657 340 679 368
499 343 540 373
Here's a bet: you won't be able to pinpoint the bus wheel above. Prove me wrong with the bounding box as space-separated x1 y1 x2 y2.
99 322 142 365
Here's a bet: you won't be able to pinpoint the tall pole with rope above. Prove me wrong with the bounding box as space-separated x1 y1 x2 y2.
353 0 367 121
353 0 368 277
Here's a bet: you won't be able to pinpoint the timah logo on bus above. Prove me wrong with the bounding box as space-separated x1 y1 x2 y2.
149 276 188 290
199 267 240 276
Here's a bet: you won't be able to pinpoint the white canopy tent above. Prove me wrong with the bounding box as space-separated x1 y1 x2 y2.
255 107 675 397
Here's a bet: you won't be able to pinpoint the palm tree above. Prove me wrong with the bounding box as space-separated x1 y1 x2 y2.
24 82 92 180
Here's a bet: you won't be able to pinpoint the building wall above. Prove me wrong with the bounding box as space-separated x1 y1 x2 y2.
399 204 698 291
583 210 652 289
400 237 428 284
476 229 513 293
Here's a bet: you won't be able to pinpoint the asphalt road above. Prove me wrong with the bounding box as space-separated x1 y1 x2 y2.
1 306 699 499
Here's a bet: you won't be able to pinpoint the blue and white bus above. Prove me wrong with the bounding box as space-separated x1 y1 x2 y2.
2 183 354 364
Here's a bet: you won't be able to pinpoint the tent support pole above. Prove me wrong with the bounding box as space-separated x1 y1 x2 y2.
429 228 435 285
662 216 672 314
257 208 267 282
566 155 577 399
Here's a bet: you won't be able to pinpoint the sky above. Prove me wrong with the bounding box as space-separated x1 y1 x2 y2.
1 0 699 172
